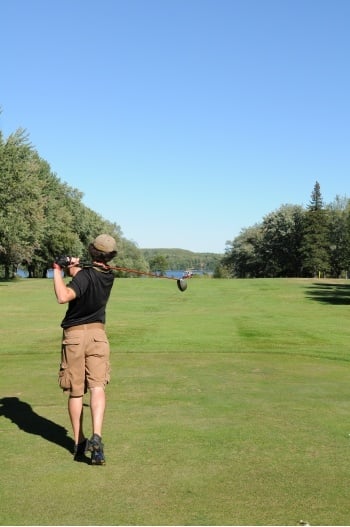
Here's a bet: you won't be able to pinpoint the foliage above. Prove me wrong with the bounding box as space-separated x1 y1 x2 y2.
0 123 222 279
223 182 350 278
309 180 323 210
0 126 144 278
113 238 150 277
0 130 46 278
148 253 168 275
259 204 306 277
2 122 350 282
142 248 222 273
300 181 330 277
222 224 264 277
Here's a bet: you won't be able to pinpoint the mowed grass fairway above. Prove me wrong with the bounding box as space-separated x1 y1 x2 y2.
1 277 350 526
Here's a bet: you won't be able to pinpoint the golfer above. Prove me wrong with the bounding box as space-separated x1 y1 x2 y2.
53 234 117 465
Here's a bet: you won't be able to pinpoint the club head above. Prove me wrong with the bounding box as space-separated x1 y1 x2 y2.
177 279 187 292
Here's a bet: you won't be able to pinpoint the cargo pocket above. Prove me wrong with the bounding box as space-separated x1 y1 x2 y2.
92 331 109 346
58 362 71 390
92 332 109 357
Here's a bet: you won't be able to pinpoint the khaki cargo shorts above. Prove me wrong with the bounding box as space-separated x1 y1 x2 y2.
59 322 111 397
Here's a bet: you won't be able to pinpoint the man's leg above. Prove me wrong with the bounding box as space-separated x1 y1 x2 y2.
90 386 105 436
88 387 106 465
85 330 109 465
68 395 85 444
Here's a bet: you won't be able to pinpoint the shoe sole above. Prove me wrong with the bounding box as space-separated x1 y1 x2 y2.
91 452 106 465
91 456 106 465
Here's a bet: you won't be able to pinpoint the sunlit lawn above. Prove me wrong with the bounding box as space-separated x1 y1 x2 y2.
1 277 350 525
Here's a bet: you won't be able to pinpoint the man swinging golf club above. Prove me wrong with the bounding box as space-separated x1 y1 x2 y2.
52 234 117 465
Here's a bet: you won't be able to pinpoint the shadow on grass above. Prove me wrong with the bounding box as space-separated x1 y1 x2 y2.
0 397 90 464
306 282 350 305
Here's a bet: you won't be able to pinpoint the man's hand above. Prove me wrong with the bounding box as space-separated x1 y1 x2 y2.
53 256 80 269
67 258 81 277
53 258 79 304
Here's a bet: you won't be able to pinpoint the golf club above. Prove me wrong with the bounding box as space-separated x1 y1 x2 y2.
56 256 188 292
106 264 188 292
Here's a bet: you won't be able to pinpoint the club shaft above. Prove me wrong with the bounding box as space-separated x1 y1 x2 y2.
107 265 177 281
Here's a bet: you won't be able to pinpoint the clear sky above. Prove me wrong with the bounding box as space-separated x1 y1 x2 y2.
1 0 349 253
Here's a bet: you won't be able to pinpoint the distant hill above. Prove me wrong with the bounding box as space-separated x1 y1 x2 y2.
141 248 223 272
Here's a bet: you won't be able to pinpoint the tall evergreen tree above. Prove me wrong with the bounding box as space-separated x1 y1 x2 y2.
309 180 323 210
300 182 330 277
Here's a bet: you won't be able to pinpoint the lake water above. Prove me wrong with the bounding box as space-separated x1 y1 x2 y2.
164 270 185 278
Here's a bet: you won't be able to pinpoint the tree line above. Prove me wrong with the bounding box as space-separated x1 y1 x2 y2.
222 182 350 278
142 248 222 274
0 127 149 279
1 124 346 281
0 124 222 280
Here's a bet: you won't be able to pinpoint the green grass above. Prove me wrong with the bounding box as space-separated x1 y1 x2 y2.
1 277 350 525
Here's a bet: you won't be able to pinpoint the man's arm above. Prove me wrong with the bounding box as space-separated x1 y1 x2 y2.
53 261 80 304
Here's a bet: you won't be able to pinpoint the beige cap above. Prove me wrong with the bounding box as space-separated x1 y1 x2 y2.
93 234 117 253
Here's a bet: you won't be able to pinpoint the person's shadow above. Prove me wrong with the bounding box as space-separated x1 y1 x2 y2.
0 397 90 464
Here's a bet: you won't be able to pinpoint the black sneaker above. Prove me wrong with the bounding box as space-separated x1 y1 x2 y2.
73 438 88 461
88 433 106 465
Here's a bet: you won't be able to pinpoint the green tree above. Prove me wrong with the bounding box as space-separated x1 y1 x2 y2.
141 248 221 272
259 205 305 277
0 130 46 278
300 181 330 277
223 225 264 278
114 238 149 276
0 124 147 278
327 196 350 278
31 172 84 276
149 254 168 276
310 180 323 210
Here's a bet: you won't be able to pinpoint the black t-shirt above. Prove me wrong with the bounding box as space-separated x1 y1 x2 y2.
61 266 115 329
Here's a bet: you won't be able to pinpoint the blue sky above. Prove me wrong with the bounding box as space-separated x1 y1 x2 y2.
1 0 349 253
